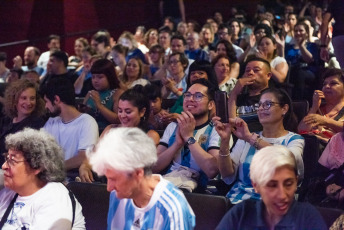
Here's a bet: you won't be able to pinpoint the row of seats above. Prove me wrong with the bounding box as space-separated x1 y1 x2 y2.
66 182 343 230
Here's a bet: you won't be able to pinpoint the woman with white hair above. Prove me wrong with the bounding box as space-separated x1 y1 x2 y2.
88 127 195 230
0 128 85 229
216 145 327 230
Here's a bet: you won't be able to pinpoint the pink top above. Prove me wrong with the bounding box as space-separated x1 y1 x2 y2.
318 132 344 169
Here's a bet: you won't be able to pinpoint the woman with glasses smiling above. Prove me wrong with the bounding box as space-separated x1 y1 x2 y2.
0 128 85 229
213 88 304 204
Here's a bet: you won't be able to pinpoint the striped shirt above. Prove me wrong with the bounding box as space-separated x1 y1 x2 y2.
107 175 195 230
224 131 304 204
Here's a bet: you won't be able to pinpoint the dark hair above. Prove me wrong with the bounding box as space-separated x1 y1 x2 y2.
254 23 273 37
189 78 216 101
245 56 271 72
257 35 277 58
228 18 242 36
119 85 150 131
294 22 310 37
260 88 297 132
112 44 129 56
322 68 344 83
188 60 219 89
142 84 162 100
50 50 68 67
92 32 110 47
215 39 237 63
171 34 187 46
158 26 172 35
48 34 60 43
299 16 316 29
149 44 164 54
43 77 75 106
218 23 229 31
169 52 189 71
82 46 97 56
90 59 120 89
122 57 144 83
0 52 7 61
10 68 23 77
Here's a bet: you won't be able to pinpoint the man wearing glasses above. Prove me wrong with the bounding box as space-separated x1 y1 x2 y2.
153 79 220 192
228 57 272 132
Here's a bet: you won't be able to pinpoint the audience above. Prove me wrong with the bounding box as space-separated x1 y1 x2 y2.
88 127 195 229
42 78 98 180
154 79 221 192
121 57 150 89
68 37 89 68
0 79 46 163
83 59 123 133
216 145 326 229
37 34 61 71
298 68 344 144
0 128 85 229
214 88 304 204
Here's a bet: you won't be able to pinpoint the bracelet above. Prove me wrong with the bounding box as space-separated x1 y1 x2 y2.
219 148 230 157
254 137 262 149
249 133 259 146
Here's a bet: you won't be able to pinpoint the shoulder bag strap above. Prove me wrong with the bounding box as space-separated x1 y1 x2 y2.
68 189 76 227
0 193 18 228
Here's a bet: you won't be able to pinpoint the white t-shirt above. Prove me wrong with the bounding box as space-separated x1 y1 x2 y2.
44 113 99 160
270 56 287 69
37 51 50 70
0 182 85 230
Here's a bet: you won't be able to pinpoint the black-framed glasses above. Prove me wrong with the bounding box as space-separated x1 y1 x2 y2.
258 101 281 110
183 92 208 102
168 60 181 65
3 153 26 167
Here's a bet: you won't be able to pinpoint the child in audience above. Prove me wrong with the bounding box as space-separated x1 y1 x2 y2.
147 44 164 81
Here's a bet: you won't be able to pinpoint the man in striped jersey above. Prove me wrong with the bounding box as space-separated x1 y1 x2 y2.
89 127 195 230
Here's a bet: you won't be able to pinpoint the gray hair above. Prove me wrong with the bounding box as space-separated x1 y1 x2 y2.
250 145 297 186
5 128 65 182
89 127 157 175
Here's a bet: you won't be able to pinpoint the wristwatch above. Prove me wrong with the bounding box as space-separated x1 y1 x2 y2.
186 137 196 146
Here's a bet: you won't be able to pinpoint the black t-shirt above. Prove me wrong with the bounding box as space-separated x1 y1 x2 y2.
236 93 262 132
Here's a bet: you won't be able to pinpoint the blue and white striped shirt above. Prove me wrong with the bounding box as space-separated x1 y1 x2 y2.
107 175 195 230
224 131 304 204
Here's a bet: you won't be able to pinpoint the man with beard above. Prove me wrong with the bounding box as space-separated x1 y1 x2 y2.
42 77 98 180
228 57 271 132
153 79 220 192
12 46 44 75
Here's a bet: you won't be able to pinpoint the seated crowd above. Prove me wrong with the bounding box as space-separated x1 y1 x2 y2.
1 0 344 229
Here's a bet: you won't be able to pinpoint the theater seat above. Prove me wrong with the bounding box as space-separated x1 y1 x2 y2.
67 182 109 230
184 193 232 230
316 206 344 228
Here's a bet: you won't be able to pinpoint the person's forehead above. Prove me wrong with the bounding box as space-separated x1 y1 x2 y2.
188 83 207 92
246 61 265 68
172 39 183 45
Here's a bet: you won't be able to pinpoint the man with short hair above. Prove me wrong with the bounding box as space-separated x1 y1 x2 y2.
91 31 111 59
228 57 272 132
154 79 220 192
13 46 44 75
158 26 172 55
43 77 98 179
185 32 209 62
37 34 61 70
89 127 195 229
217 24 244 58
40 50 78 89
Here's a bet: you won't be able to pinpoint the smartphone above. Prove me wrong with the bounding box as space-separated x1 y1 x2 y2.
215 91 229 123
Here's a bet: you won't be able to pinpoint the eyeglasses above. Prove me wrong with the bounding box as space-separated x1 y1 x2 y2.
168 60 181 65
258 101 281 110
183 92 208 102
3 153 26 167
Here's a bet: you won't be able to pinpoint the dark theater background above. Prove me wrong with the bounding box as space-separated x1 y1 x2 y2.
0 0 258 61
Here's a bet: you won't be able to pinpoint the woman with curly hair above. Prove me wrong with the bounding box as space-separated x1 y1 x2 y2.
0 128 85 229
0 79 46 163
